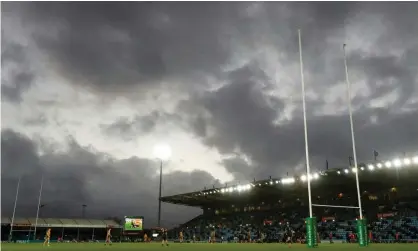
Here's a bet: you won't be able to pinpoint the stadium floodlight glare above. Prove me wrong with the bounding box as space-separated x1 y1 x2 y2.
377 163 383 169
281 178 295 184
153 144 172 161
368 164 374 171
385 161 392 168
413 156 418 164
393 159 402 168
403 158 411 165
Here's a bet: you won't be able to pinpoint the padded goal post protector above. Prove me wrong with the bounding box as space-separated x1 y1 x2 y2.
306 217 318 248
356 218 369 247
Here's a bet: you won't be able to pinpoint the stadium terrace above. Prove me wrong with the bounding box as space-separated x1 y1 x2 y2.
161 155 418 244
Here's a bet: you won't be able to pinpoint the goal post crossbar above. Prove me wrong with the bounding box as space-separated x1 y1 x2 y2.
312 203 360 209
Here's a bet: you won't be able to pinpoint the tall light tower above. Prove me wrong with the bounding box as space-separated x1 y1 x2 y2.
153 144 172 228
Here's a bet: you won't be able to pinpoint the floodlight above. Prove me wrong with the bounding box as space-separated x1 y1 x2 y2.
275 180 279 184
221 188 225 193
352 167 357 173
301 175 307 182
368 164 374 171
313 173 319 179
393 159 402 168
413 156 418 164
237 186 243 192
269 181 273 185
337 171 341 174
384 161 392 168
377 163 383 169
246 184 251 190
282 178 295 184
403 158 411 165
344 169 349 174
153 144 172 160
360 167 365 171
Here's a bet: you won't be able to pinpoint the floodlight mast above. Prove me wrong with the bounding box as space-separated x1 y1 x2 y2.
298 29 313 218
33 175 44 240
9 176 21 241
153 144 172 228
343 44 363 220
158 158 163 228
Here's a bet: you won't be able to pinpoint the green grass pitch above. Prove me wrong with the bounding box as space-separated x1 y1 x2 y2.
2 243 418 251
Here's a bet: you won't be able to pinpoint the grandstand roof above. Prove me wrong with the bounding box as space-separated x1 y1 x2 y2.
161 156 418 208
0 217 122 228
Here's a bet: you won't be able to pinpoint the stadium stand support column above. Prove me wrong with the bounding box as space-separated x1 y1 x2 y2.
356 218 368 247
306 217 318 248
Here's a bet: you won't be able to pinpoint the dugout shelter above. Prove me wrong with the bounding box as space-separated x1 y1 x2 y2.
1 217 122 242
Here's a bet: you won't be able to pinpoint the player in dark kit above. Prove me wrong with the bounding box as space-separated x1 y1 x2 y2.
161 228 169 247
284 223 293 248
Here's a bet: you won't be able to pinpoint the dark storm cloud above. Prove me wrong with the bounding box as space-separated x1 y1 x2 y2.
2 2 250 95
2 2 380 94
101 111 183 139
221 157 254 183
1 39 35 102
180 61 418 179
170 2 417 179
348 50 418 110
1 129 220 227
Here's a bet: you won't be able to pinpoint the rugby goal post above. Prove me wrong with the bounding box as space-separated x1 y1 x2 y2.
298 30 368 248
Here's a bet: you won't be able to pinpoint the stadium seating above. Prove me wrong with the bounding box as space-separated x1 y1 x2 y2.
169 210 418 243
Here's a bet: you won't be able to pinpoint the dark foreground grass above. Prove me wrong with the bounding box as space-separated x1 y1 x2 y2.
2 243 418 251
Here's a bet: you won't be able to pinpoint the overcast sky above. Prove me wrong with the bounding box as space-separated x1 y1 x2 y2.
1 2 417 227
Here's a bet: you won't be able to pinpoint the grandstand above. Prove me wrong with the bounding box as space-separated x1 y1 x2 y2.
161 156 418 243
0 217 122 242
